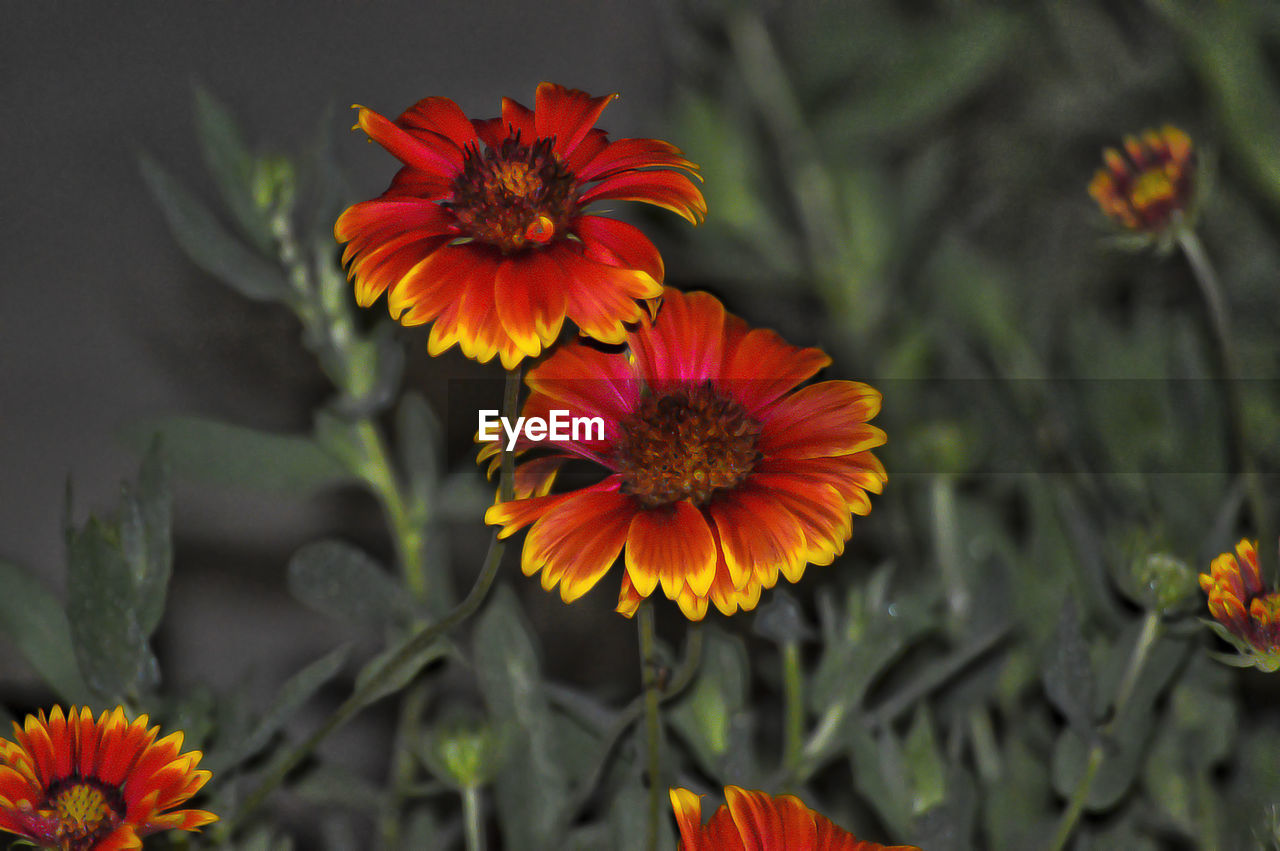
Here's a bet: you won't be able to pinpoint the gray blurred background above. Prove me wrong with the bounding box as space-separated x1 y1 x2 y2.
1 2 670 700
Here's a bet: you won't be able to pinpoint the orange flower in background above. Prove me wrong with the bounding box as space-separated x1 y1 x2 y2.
670 785 920 850
1088 125 1196 235
0 706 216 850
483 288 886 620
1200 539 1280 671
336 82 705 368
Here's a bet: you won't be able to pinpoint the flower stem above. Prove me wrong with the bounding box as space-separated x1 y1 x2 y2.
227 367 523 833
637 600 663 851
463 785 486 851
553 625 703 841
1177 226 1273 579
781 641 804 789
1044 611 1162 851
379 681 427 849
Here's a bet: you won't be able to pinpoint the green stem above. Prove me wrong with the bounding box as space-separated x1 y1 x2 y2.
463 785 486 851
553 626 703 840
227 367 523 833
1177 227 1273 579
379 682 427 849
355 419 429 600
1044 612 1162 851
781 641 804 788
1045 746 1104 851
638 601 662 851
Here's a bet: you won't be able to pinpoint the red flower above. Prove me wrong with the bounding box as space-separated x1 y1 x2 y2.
670 785 920 850
483 288 886 620
1088 125 1195 236
1200 539 1280 671
336 82 705 368
0 706 216 850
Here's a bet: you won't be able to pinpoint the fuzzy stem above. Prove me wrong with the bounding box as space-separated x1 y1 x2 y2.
638 601 663 851
1044 612 1162 851
1177 226 1273 579
463 785 486 851
781 641 805 789
227 367 523 833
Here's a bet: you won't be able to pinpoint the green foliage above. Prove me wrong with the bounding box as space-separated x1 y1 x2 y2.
10 2 1280 848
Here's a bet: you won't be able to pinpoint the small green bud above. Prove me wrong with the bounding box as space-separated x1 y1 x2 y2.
252 155 297 214
418 711 506 790
1129 552 1198 616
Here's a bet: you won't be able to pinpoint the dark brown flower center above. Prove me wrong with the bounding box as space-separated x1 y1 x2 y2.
446 133 577 253
615 383 762 508
45 779 124 850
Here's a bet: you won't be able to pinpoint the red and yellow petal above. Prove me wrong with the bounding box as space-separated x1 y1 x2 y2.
757 381 885 459
579 169 708 224
352 105 464 178
671 786 919 851
722 328 833 416
494 250 569 358
524 483 634 601
625 501 718 601
577 137 700 183
574 215 665 284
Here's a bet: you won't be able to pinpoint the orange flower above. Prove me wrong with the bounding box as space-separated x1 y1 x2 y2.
0 706 216 850
670 785 920 850
1088 125 1195 235
483 288 886 620
1200 539 1280 671
336 82 705 368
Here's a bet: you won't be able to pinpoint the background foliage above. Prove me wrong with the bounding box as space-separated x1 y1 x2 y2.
5 1 1280 848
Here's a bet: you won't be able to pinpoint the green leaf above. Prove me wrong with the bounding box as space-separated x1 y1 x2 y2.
474 586 567 851
123 416 352 495
1041 598 1096 736
0 559 91 703
66 519 155 702
396 392 442 513
293 763 384 813
139 154 289 302
903 706 946 815
669 626 751 780
208 645 348 771
287 540 407 627
193 83 273 253
118 438 172 637
352 634 450 709
817 10 1022 143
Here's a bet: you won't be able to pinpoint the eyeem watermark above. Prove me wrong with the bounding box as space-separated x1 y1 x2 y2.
478 409 605 450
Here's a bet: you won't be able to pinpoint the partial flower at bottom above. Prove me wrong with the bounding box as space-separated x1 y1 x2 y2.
0 706 216 851
483 287 886 620
1200 539 1280 671
670 785 920 850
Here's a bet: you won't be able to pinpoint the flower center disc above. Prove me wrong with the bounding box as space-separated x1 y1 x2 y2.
48 780 122 849
615 384 762 508
448 134 577 252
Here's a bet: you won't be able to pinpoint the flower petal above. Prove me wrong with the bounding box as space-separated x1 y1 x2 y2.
577 137 700 182
721 329 832 416
534 82 617 158
397 96 480 150
625 501 717 601
630 288 727 392
525 484 633 602
494 251 569 359
579 169 707 224
757 381 885 459
574 215 665 284
353 105 463 178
